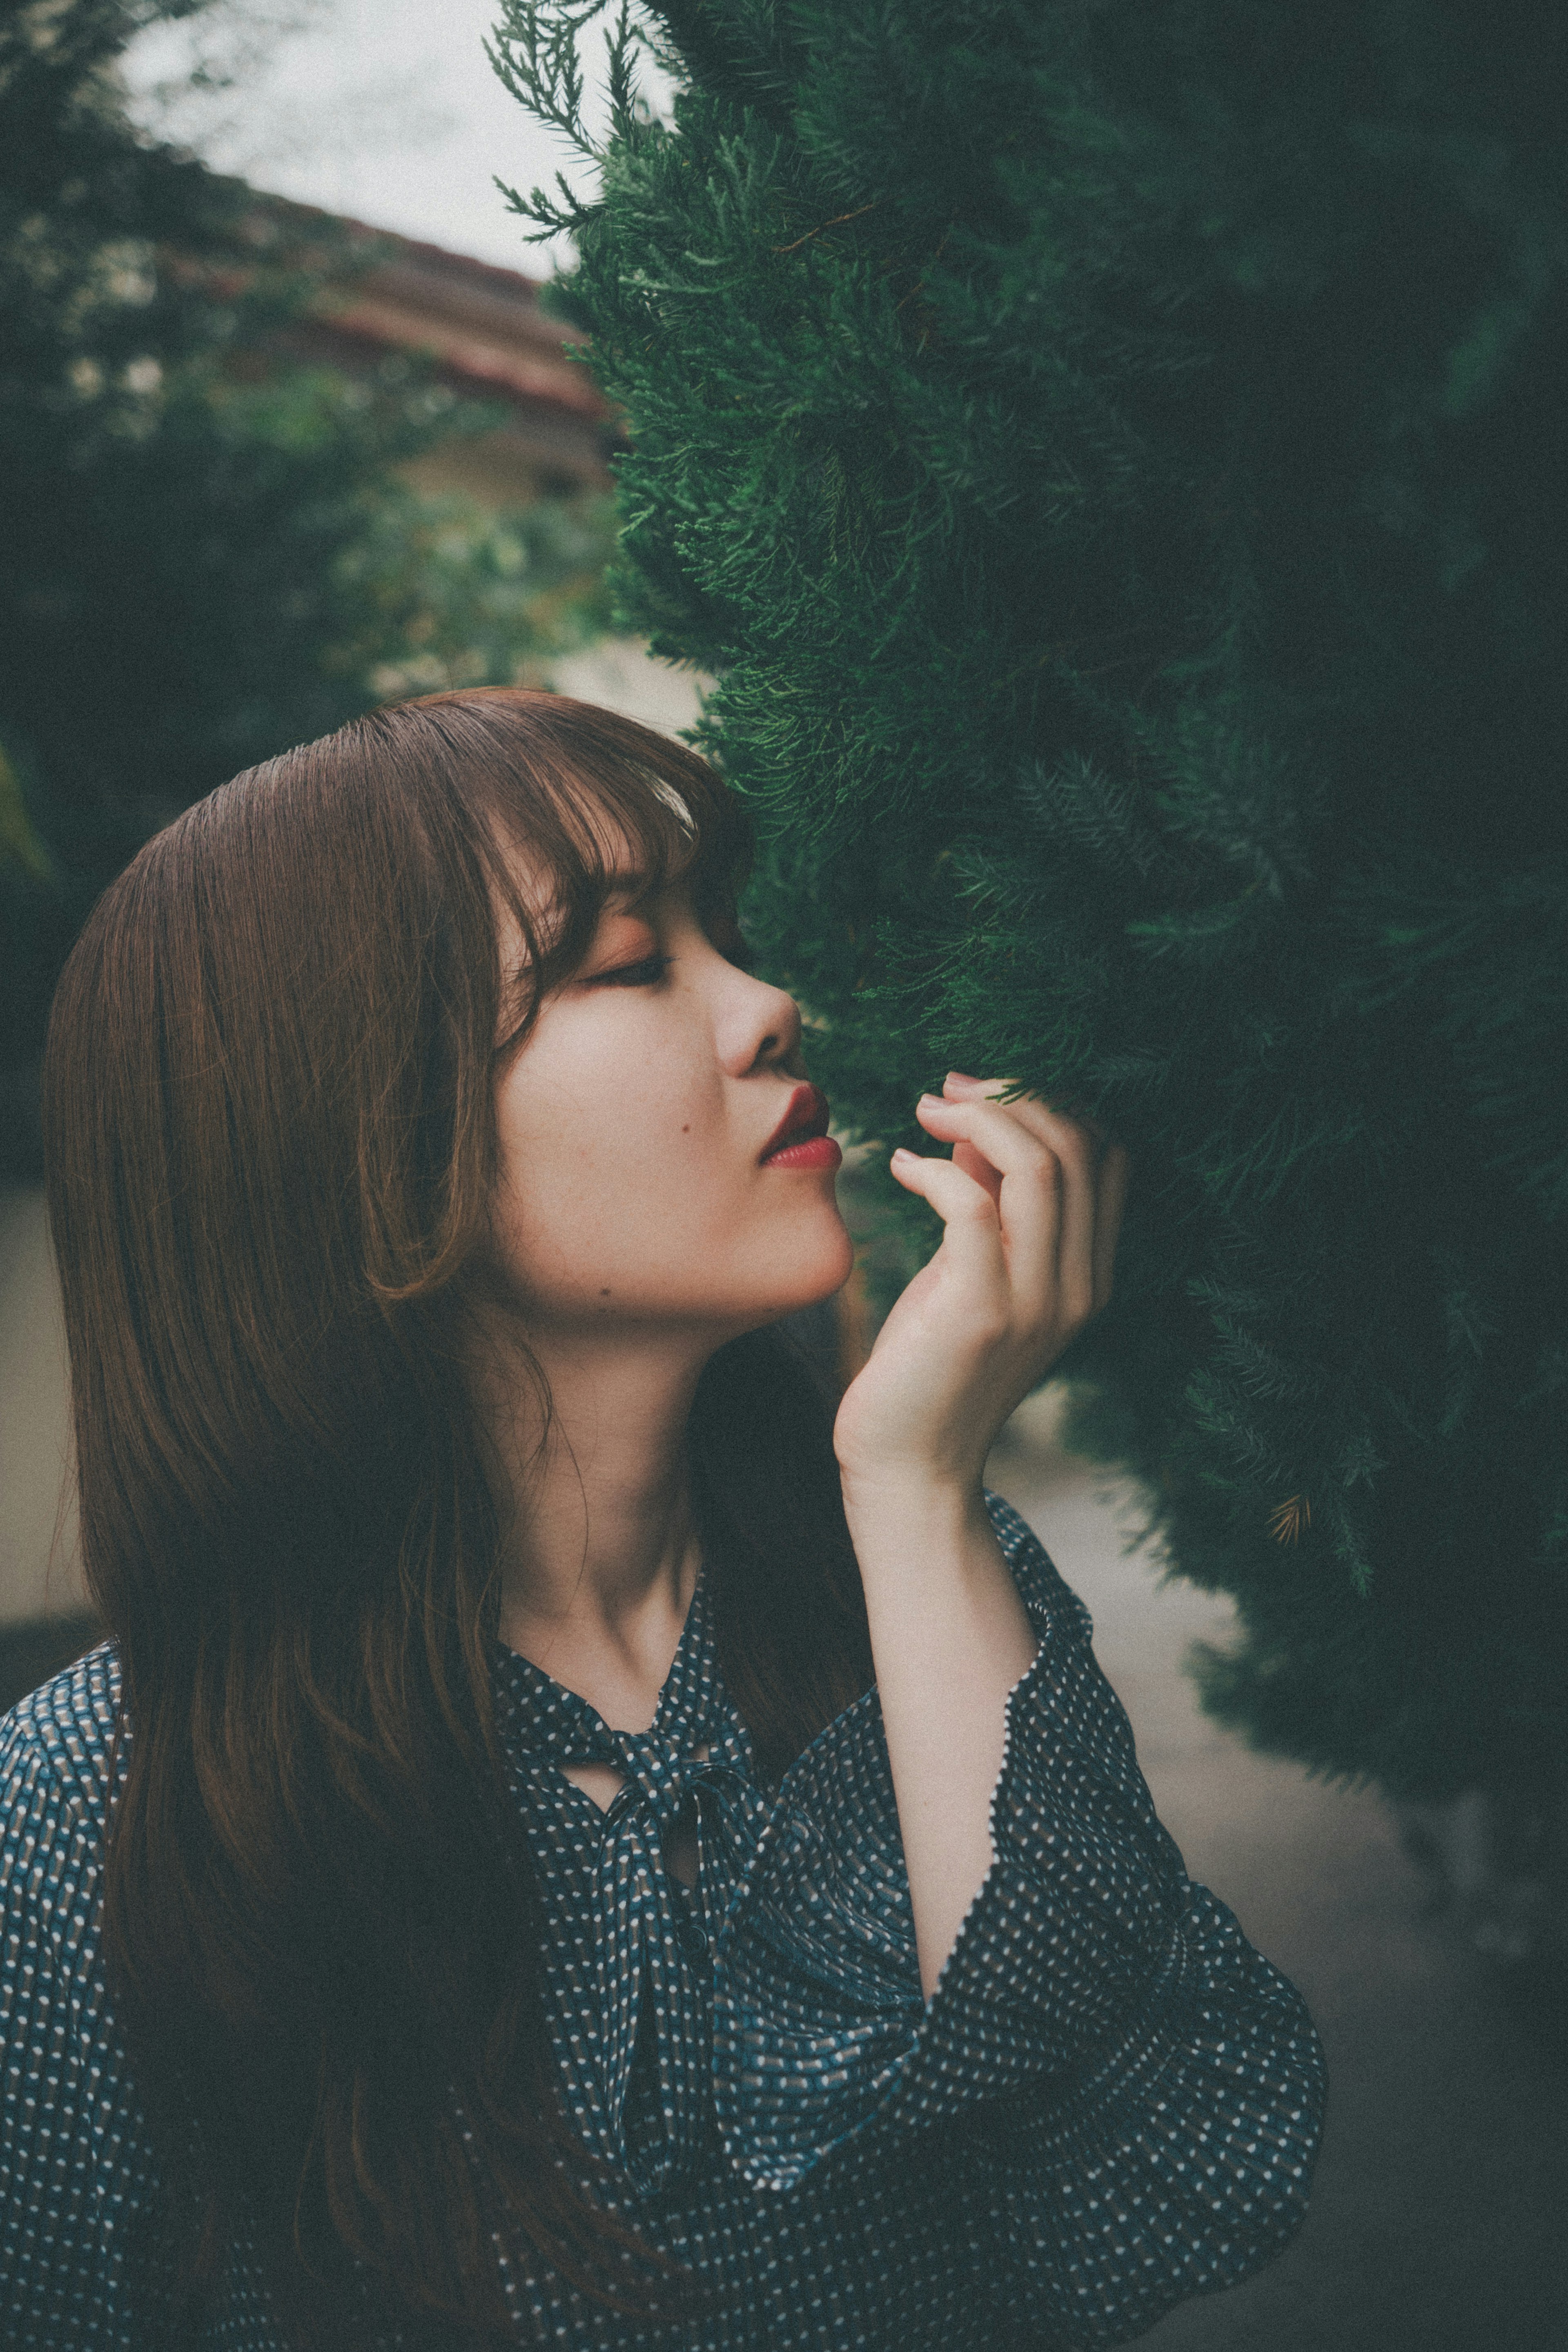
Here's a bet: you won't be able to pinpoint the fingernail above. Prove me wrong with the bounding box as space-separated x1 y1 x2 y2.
944 1070 978 1088
917 1092 944 1107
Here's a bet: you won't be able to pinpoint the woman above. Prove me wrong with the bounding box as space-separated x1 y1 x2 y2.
1 689 1324 2349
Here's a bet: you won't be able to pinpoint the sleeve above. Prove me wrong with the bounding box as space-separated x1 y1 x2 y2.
0 1694 166 2349
710 1491 1326 2345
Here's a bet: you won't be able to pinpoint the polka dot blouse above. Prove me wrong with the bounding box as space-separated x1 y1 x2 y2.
1 1491 1326 2347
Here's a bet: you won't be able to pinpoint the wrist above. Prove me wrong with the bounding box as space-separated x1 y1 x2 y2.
840 1471 1009 1614
839 1464 989 1542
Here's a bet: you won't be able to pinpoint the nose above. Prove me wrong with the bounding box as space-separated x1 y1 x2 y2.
727 966 804 1076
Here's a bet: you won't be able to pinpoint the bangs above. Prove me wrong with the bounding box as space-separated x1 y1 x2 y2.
359 687 753 1055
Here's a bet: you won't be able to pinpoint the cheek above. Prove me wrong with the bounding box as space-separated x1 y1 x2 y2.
489 1081 718 1284
490 1138 849 1316
488 1043 849 1316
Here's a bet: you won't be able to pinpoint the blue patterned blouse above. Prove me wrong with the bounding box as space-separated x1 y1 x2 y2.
1 1491 1325 2348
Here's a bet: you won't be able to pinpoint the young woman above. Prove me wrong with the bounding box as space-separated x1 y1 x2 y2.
1 689 1324 2349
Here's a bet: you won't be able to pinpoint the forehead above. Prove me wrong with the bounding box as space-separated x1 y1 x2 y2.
488 825 693 962
479 742 710 924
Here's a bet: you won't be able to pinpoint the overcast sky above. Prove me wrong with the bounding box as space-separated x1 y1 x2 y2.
120 0 637 278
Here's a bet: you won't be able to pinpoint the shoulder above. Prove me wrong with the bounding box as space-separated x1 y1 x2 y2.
1 1640 124 1863
981 1487 1094 1645
2 1648 158 2330
0 1643 128 2087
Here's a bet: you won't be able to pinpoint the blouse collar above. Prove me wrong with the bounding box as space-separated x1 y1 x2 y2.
488 1567 753 1784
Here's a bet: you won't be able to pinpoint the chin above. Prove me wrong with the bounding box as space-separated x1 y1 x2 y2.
766 1217 856 1321
671 1206 856 1334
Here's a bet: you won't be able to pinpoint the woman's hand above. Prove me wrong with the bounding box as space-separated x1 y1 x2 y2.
833 1072 1131 1505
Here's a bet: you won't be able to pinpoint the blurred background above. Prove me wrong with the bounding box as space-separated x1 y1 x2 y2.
2 6 1564 2345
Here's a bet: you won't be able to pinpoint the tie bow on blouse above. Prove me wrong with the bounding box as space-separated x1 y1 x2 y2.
557 1713 739 1818
489 1576 772 2197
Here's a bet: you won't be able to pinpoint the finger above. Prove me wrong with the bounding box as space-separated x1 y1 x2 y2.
913 1095 1067 1315
887 1147 1011 1302
945 1070 1105 1159
951 1135 1002 1207
943 1076 1109 1316
1091 1141 1131 1312
889 1144 1004 1228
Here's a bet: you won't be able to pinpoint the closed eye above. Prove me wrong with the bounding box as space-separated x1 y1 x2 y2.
593 952 673 988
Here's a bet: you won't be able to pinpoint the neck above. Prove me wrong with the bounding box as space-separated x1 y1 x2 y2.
467 1302 726 1708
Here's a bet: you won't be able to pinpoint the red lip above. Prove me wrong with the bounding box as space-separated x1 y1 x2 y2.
759 1082 831 1163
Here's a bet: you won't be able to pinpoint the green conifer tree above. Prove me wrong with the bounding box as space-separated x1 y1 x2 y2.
492 0 1568 1809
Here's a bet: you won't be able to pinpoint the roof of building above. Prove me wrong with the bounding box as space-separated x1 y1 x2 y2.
304 213 611 424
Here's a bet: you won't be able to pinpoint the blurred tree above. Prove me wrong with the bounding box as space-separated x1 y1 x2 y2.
0 0 613 1158
492 0 1568 1817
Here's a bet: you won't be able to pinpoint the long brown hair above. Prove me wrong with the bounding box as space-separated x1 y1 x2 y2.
40 690 872 2345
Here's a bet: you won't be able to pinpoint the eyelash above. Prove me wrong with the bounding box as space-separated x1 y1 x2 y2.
597 952 673 988
592 922 755 988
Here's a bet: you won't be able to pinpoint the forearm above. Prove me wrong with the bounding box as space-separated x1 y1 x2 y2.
841 1477 1040 2000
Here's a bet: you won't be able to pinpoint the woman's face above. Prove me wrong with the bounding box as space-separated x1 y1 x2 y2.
484 856 854 1342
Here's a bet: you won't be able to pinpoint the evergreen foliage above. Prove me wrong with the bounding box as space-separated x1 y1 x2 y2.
0 0 614 1126
494 0 1568 1799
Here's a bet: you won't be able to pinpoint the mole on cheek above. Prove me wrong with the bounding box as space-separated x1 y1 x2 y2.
682 1124 690 1133
599 1287 611 1296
